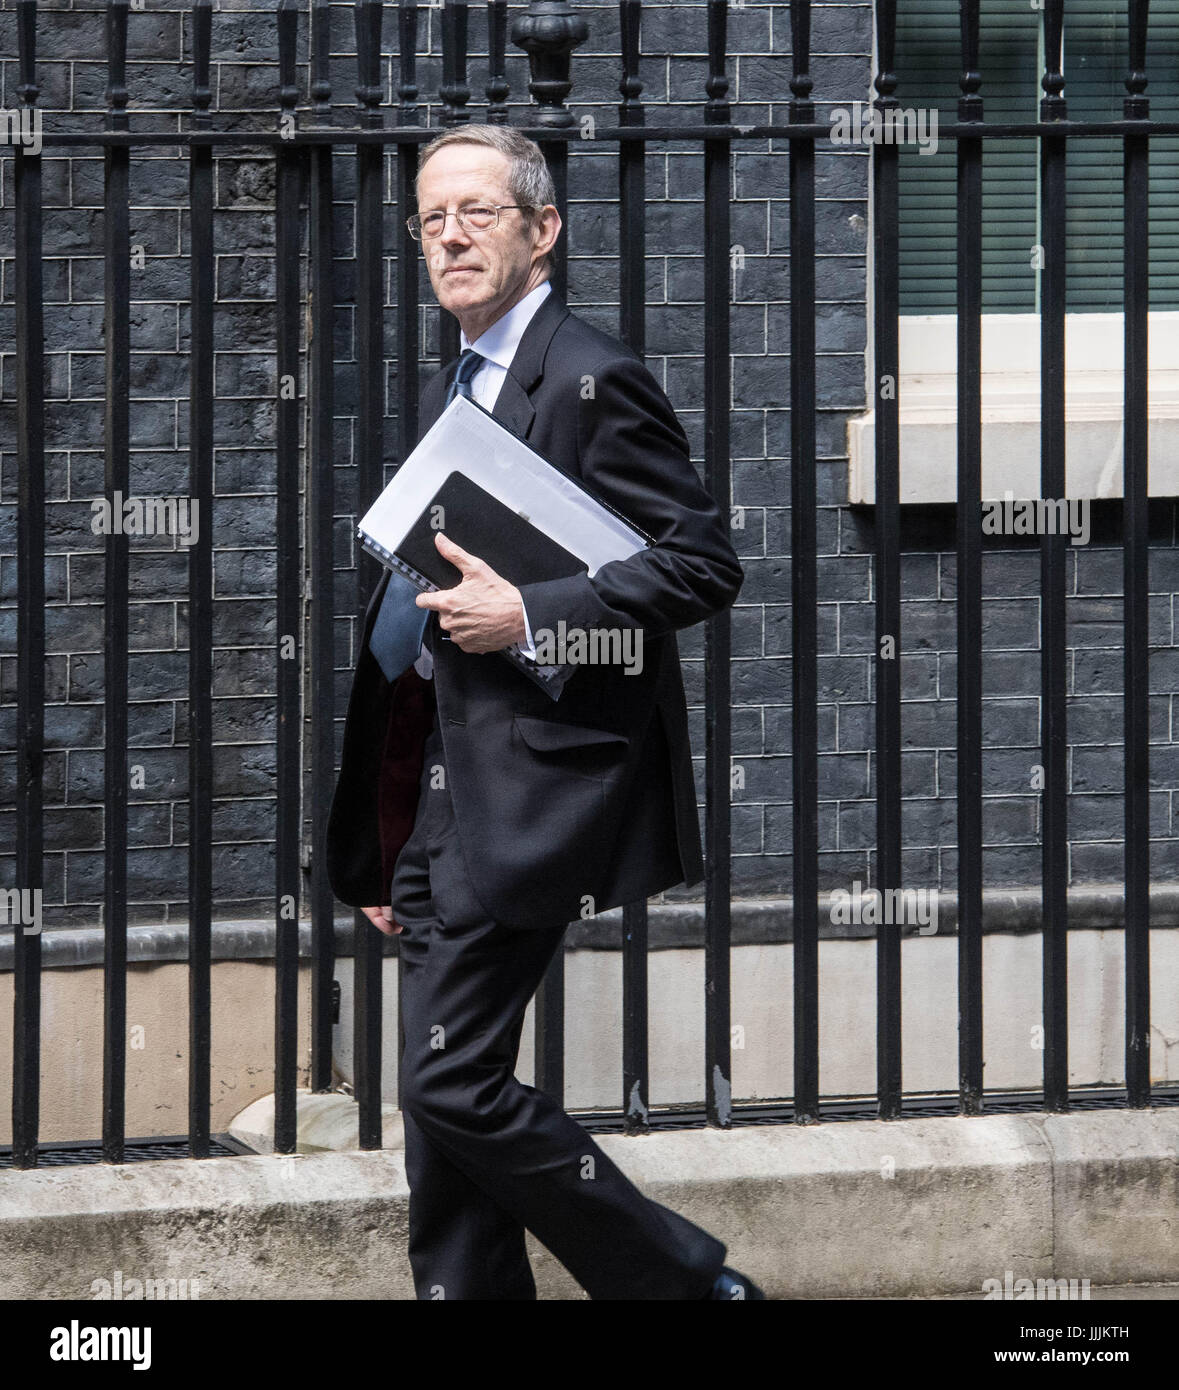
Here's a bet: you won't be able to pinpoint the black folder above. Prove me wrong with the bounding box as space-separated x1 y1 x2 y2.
357 393 653 695
399 470 588 591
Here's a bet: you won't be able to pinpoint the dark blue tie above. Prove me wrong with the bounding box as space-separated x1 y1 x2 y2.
445 347 485 406
368 349 485 681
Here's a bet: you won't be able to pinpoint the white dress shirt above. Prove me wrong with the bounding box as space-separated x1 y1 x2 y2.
413 280 552 680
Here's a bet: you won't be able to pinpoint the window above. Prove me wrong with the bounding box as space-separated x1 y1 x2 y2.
847 1 1179 503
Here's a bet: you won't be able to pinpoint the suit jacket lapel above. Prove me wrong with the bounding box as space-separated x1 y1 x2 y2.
489 287 569 438
418 288 571 440
488 370 535 439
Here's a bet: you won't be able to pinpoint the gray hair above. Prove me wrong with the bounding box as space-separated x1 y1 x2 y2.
416 124 559 271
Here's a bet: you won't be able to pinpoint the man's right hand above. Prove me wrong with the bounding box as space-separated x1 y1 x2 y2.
361 905 402 936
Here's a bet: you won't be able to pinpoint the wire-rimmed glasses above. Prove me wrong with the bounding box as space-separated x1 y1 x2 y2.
407 203 535 241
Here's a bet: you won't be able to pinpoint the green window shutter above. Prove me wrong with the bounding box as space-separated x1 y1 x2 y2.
1064 3 1179 309
895 0 1179 314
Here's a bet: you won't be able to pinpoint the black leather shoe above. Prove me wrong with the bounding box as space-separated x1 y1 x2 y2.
704 1266 766 1300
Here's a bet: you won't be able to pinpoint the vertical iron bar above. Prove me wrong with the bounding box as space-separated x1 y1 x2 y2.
511 1 586 309
273 0 304 1155
1123 0 1151 1108
308 0 338 1095
428 0 470 372
873 0 902 1119
187 0 215 1156
12 0 44 1170
353 0 387 1148
485 0 509 122
618 0 644 354
956 0 984 1115
543 146 569 310
703 0 733 1129
512 0 585 1101
525 283 560 1092
394 0 421 1106
1039 0 1069 1114
437 0 468 365
102 0 131 1164
789 0 819 1124
440 0 470 127
534 951 565 1104
618 0 649 1134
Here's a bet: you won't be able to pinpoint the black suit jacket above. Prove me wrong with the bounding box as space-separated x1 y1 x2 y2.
325 289 744 928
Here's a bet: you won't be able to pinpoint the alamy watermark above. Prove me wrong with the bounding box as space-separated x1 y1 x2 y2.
829 881 939 934
532 621 644 675
91 1269 200 1301
50 1321 151 1370
983 1270 1092 1301
0 106 43 156
829 101 938 156
981 492 1091 546
0 887 42 935
91 492 200 546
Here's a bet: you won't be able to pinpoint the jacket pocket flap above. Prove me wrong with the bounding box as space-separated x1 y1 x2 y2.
513 715 629 752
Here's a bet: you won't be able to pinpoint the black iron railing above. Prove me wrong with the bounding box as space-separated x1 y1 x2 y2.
3 0 1169 1169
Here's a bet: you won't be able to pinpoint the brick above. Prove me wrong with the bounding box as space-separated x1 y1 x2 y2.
1 6 1177 928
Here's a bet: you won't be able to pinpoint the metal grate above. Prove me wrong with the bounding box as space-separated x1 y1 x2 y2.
0 1134 257 1169
6 1091 1176 1157
574 1086 1179 1134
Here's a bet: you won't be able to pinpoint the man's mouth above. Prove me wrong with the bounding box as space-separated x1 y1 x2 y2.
445 266 479 275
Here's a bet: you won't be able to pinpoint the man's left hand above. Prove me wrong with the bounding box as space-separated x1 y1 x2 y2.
415 532 527 653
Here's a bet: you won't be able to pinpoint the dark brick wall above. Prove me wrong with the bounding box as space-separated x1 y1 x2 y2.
0 1 1173 928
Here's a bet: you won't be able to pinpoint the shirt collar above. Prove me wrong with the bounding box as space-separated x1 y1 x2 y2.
459 280 553 369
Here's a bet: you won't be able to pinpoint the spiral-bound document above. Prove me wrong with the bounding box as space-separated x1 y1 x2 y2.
357 393 653 690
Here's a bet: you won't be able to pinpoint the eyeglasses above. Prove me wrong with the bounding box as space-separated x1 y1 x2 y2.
407 204 534 241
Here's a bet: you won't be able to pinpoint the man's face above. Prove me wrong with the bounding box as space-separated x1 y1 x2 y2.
415 144 557 337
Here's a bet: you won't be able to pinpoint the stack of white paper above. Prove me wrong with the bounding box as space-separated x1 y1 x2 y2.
357 393 651 577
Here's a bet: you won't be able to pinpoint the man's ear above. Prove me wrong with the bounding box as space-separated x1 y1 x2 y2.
536 205 562 255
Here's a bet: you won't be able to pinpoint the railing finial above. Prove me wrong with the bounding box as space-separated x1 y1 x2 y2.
510 0 588 129
705 0 730 124
789 0 812 118
16 0 40 109
106 0 130 121
958 0 981 120
873 0 897 107
311 0 333 115
191 0 212 116
1125 0 1149 120
398 0 420 123
278 0 299 114
440 0 471 126
486 0 510 122
354 0 386 112
1040 0 1065 117
618 0 643 115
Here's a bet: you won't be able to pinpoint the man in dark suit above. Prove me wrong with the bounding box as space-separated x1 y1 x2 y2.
326 124 757 1300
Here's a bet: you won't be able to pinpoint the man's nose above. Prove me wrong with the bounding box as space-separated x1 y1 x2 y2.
437 212 472 248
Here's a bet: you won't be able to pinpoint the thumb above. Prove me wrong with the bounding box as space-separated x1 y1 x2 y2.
433 531 479 573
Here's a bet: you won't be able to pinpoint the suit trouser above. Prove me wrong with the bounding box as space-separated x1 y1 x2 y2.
389 712 728 1300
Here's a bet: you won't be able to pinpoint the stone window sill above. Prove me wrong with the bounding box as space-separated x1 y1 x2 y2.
848 311 1179 504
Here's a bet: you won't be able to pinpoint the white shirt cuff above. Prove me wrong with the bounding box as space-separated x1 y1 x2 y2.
410 602 533 677
518 598 537 660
